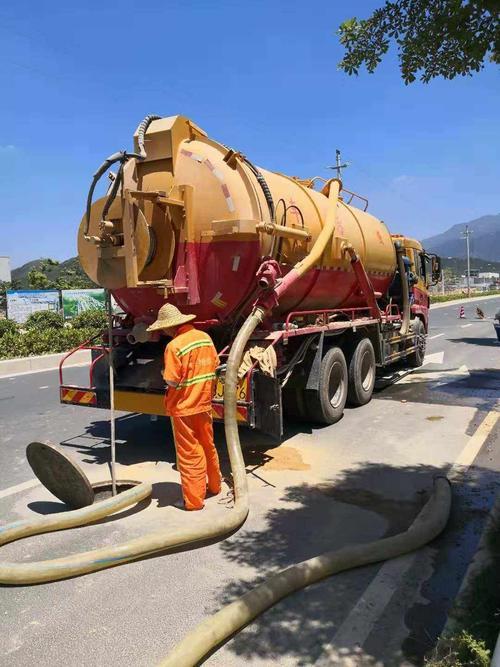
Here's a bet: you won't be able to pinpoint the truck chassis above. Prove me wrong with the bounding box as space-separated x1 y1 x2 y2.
60 297 425 440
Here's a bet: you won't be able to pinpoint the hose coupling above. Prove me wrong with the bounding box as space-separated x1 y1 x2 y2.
255 258 281 290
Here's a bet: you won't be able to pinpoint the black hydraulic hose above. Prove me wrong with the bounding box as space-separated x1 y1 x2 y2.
84 151 141 238
244 157 275 221
84 114 162 239
220 143 275 222
101 162 124 223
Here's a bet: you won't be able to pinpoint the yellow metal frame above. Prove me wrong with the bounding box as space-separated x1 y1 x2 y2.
114 390 165 416
113 389 247 423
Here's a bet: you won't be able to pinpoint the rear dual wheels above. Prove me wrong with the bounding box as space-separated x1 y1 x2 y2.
306 338 376 425
347 338 376 407
306 347 348 425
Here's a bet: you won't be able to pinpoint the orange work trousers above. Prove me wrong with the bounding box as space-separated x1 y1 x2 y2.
170 411 222 510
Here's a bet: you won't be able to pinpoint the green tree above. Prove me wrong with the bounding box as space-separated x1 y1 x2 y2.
39 258 59 273
0 281 10 314
0 279 20 314
338 0 499 83
54 268 94 289
27 269 54 289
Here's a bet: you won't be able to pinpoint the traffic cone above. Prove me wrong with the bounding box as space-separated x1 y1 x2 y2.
458 305 466 319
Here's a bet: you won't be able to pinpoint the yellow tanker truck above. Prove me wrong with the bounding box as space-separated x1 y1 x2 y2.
60 114 442 437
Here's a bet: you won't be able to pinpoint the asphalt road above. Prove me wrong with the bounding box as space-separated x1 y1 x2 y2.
0 296 499 667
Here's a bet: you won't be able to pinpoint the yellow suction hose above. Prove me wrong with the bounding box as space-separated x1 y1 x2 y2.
395 243 411 336
160 477 451 666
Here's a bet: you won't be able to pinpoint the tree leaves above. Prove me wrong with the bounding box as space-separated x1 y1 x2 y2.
337 0 499 83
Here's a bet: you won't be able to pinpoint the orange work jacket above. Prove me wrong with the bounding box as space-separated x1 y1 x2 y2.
163 324 219 417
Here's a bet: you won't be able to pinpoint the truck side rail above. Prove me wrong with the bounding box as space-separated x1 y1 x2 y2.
59 333 108 389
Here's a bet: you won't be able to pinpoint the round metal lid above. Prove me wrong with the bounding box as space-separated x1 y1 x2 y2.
26 442 95 509
77 196 152 289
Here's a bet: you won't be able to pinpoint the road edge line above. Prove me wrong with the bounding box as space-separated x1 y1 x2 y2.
315 410 498 662
0 478 40 500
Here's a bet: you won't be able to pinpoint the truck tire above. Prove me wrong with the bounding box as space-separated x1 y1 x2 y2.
306 347 347 425
407 317 426 368
347 338 376 407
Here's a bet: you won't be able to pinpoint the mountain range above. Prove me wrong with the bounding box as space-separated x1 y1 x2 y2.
10 257 94 289
421 214 500 262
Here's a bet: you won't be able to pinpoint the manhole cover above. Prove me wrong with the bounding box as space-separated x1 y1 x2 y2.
26 442 95 509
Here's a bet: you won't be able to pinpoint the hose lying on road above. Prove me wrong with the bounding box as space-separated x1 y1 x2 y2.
159 476 451 667
0 306 264 585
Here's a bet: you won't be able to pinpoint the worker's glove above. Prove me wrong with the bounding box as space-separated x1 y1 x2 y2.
215 364 226 378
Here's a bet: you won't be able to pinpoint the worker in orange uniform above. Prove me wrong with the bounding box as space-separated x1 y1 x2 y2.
147 304 222 510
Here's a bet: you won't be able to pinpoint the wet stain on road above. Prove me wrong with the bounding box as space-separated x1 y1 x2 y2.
316 485 425 536
261 446 311 471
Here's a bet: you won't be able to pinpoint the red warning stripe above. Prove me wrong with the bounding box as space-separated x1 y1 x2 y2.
60 387 97 406
211 403 248 423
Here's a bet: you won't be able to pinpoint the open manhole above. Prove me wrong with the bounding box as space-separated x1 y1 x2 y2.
27 442 142 509
92 481 141 502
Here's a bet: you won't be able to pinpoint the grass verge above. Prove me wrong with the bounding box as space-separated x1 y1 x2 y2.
431 290 500 303
425 515 500 666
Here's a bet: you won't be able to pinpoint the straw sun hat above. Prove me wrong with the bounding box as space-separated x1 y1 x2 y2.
146 303 196 332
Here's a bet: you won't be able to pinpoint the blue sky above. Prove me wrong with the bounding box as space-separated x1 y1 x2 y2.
1 0 499 268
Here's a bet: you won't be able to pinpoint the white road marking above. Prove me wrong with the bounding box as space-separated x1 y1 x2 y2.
460 323 473 328
317 555 415 662
0 479 40 500
317 410 499 661
399 365 468 385
422 351 444 366
39 386 49 389
449 411 499 476
429 333 444 340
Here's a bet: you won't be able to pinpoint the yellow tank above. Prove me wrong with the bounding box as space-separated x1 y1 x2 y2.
79 115 397 322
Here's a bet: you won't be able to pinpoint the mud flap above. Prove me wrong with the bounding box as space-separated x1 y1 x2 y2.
254 372 283 439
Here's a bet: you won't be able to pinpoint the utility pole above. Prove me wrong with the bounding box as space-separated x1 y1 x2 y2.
461 225 472 297
328 149 349 180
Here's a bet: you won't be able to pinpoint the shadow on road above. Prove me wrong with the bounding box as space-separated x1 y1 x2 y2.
213 461 499 666
57 413 319 479
375 367 499 412
59 413 177 466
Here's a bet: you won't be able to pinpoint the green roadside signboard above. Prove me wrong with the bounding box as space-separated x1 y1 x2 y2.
61 289 106 319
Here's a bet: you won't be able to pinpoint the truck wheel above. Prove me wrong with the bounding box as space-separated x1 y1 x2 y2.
306 347 348 425
347 338 376 407
407 318 426 368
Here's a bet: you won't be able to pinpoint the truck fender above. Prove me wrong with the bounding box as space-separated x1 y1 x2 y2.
305 332 325 391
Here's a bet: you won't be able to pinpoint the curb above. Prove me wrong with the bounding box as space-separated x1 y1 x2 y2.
431 293 500 310
0 349 91 378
